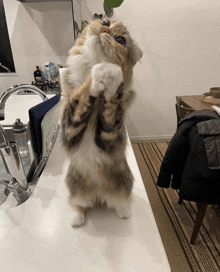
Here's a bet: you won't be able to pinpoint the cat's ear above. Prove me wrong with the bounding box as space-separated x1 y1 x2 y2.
136 45 143 60
130 43 143 65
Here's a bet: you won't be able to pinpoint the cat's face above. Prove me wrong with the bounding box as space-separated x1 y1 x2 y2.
77 19 142 68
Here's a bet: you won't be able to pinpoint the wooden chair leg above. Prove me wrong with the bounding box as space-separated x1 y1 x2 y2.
178 197 183 204
190 203 208 245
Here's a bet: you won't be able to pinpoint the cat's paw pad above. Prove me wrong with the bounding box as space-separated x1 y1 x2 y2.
116 207 131 219
71 211 85 227
90 62 123 100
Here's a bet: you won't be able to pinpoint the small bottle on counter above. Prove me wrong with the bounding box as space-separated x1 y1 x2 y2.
12 119 30 157
12 119 31 173
34 66 42 81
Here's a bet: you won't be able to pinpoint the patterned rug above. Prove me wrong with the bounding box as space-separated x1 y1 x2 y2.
131 141 220 272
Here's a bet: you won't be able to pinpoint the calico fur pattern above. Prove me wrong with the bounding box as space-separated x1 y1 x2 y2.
61 19 142 227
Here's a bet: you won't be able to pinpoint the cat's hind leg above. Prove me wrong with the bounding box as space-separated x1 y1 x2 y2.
65 166 96 227
105 194 132 219
68 199 86 227
68 194 95 227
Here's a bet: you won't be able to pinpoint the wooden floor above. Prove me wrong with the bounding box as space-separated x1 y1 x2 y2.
131 141 220 272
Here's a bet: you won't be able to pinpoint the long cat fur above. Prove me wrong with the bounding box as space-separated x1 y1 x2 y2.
61 19 142 227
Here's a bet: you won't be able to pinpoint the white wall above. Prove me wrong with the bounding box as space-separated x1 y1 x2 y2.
82 0 220 140
0 0 74 94
1 0 220 140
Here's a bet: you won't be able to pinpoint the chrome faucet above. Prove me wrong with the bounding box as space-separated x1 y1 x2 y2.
0 84 47 206
0 124 31 206
0 84 48 120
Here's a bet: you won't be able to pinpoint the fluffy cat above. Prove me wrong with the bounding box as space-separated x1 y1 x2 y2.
61 19 142 227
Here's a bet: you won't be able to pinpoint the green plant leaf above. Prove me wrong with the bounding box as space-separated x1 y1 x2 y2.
104 0 124 8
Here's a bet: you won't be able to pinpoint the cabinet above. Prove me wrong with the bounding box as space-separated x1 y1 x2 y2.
17 0 82 40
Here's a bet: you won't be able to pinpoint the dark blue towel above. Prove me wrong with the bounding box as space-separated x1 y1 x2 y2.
28 94 61 161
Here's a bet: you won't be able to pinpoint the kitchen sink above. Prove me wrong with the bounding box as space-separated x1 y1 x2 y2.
0 109 60 209
0 86 61 209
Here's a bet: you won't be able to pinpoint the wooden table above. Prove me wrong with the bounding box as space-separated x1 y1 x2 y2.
176 95 214 111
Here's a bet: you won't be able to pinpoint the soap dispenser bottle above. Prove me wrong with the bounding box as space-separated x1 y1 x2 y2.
12 119 30 159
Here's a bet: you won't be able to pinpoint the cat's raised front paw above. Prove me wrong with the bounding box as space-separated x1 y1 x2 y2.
90 62 123 100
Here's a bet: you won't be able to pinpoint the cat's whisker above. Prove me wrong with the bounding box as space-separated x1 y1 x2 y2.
100 33 112 47
119 54 126 63
107 48 113 58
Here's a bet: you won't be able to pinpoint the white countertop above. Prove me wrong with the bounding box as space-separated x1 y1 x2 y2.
0 130 170 271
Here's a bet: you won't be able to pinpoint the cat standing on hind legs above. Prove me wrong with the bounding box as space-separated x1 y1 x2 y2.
61 19 142 227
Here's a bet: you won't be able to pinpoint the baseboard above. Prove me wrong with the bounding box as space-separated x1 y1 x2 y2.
129 135 172 142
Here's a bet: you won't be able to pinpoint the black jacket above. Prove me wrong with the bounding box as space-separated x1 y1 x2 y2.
157 110 220 204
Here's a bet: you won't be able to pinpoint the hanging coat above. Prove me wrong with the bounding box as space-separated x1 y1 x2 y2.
157 110 220 204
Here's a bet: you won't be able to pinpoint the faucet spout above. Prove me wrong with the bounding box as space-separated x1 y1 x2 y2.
0 84 48 120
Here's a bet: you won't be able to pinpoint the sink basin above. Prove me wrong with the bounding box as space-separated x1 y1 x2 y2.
0 119 60 209
0 128 16 206
0 90 61 209
0 126 34 208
